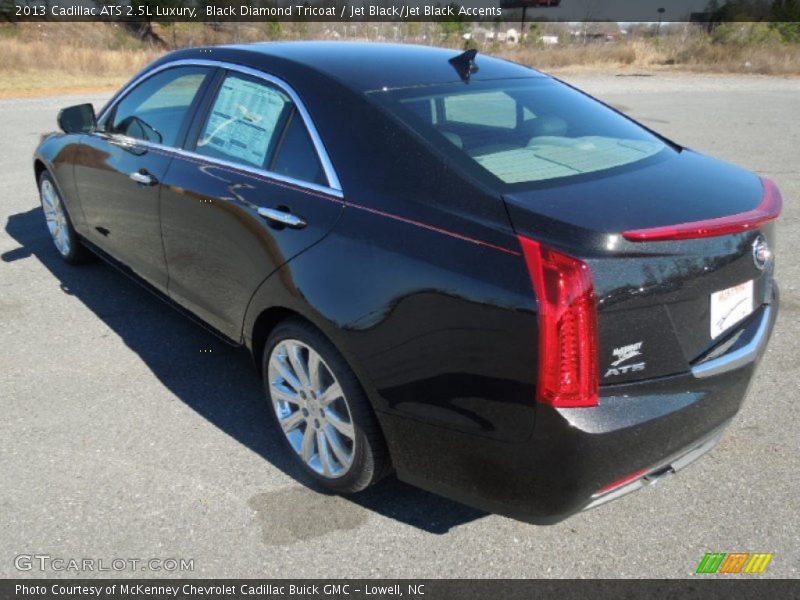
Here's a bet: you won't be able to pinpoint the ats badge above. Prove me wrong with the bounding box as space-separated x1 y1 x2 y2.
605 341 646 378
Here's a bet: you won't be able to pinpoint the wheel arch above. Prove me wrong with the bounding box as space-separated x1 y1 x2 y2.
248 302 394 467
32 156 80 228
250 305 301 375
243 260 366 387
33 158 48 187
249 303 372 399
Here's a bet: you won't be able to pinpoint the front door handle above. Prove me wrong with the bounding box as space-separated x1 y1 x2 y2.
129 170 157 186
258 207 307 229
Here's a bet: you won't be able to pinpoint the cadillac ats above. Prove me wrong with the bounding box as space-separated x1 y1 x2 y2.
33 43 781 522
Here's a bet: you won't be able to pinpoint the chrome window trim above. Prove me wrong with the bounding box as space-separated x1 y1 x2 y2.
94 58 343 196
100 132 343 200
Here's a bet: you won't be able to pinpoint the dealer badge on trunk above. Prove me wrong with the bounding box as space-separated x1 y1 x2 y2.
604 342 646 378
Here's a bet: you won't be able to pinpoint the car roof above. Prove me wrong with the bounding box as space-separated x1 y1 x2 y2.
214 41 546 92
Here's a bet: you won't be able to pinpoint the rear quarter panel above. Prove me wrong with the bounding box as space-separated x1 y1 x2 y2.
245 203 538 444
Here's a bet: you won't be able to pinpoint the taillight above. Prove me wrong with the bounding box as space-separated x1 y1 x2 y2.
518 237 599 408
622 177 783 242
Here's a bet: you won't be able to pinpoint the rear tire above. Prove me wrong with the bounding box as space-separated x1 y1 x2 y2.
38 171 92 265
262 318 390 493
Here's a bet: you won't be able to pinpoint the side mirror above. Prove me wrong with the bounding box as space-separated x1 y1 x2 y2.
57 104 96 134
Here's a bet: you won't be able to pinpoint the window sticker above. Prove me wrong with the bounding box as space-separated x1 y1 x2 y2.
197 76 289 168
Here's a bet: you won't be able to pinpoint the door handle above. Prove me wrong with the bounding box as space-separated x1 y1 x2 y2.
258 207 307 229
129 170 157 186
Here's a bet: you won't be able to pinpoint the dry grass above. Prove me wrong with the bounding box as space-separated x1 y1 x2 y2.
0 38 160 75
501 37 800 76
0 23 163 98
665 40 800 75
502 42 641 71
0 40 161 98
0 72 133 98
1 22 799 98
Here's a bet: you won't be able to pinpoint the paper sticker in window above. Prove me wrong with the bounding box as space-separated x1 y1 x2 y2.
197 76 289 168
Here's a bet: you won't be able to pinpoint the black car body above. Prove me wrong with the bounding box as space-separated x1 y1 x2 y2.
33 42 781 523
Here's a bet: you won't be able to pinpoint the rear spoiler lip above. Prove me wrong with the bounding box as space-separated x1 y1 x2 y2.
622 177 782 242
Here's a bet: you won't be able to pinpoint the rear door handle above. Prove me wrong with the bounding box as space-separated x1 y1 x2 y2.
129 170 157 186
258 207 307 229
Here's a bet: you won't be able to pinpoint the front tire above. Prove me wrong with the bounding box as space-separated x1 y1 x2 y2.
263 319 390 493
38 171 91 264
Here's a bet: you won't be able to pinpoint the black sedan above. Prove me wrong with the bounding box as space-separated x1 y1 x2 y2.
33 42 781 523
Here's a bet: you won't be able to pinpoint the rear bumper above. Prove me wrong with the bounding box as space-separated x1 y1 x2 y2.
380 291 778 524
582 418 727 511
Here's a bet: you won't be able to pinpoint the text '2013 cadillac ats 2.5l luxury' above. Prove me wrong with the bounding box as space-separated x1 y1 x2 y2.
34 42 781 523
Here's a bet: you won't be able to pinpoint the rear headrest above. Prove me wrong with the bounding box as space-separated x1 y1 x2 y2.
527 116 568 138
442 131 464 149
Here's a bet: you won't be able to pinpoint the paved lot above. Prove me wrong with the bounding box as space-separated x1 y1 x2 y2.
1 74 798 579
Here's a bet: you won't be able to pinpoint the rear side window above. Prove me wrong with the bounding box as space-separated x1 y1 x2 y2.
109 67 209 147
370 78 671 189
270 112 325 186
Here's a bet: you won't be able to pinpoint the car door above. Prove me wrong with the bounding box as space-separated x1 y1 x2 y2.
73 66 214 291
159 68 344 340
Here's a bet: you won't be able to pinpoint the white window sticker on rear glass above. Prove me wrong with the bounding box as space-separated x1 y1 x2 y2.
197 76 289 168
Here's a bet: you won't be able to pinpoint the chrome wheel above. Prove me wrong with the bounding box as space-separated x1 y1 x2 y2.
41 179 71 257
268 339 356 478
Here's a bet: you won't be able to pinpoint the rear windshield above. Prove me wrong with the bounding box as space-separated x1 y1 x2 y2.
367 78 672 190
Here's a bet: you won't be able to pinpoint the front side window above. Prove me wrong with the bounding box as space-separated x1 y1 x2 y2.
370 78 672 189
194 72 326 186
109 67 209 147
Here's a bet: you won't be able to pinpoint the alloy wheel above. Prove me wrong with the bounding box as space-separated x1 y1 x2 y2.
41 179 71 257
268 339 356 478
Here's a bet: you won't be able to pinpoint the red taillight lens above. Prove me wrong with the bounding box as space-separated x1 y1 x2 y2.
518 237 599 408
622 177 783 242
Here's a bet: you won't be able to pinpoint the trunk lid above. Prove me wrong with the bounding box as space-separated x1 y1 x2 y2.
505 150 778 384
